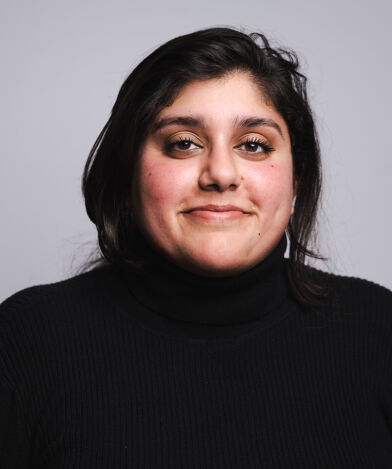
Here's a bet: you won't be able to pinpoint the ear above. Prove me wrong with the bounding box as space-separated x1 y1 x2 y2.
291 179 298 215
290 199 296 215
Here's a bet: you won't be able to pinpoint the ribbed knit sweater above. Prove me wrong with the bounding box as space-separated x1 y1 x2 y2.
1 236 392 468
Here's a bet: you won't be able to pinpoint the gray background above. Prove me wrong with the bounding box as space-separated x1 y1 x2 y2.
1 0 391 302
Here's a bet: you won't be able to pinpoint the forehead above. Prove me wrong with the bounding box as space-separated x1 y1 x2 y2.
156 72 288 133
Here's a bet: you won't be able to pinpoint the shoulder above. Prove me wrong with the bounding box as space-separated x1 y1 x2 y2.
0 266 110 320
0 265 121 387
309 267 392 303
0 265 119 354
306 266 392 327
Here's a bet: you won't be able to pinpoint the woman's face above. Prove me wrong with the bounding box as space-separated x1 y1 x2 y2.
132 72 295 276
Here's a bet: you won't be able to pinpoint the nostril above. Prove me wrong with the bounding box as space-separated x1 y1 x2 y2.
200 181 240 192
208 183 223 192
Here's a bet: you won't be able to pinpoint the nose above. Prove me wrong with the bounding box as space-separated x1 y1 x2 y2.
198 145 241 192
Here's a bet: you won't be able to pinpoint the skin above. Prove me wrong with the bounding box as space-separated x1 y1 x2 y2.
132 72 296 277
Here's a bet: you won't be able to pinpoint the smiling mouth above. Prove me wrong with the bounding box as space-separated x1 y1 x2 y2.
183 205 250 221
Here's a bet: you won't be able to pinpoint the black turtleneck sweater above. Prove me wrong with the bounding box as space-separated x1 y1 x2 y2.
1 236 392 468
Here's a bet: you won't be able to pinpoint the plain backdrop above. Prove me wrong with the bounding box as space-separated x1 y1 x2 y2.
1 0 391 302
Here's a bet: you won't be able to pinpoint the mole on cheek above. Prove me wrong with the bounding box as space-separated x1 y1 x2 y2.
270 165 275 168
241 176 244 181
148 172 152 176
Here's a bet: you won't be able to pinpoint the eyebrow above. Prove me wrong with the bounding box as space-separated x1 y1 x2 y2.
151 116 203 133
234 116 283 137
151 115 284 138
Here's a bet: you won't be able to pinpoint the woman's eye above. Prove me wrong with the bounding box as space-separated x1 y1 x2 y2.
176 140 198 150
164 138 200 153
237 139 274 155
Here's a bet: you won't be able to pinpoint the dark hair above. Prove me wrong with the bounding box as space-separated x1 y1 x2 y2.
82 26 325 307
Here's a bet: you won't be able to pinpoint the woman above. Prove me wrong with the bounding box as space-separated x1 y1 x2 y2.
1 27 391 468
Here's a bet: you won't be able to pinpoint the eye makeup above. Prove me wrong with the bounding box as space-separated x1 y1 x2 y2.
162 134 275 158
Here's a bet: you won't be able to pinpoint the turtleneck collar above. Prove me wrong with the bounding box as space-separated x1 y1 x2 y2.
119 232 292 327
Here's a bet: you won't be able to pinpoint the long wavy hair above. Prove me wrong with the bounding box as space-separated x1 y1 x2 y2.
82 27 325 307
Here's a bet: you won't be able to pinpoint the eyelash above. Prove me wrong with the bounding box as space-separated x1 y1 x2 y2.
238 137 275 155
163 136 275 156
164 136 199 153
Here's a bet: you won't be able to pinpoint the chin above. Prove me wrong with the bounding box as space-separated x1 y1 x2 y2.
171 234 261 276
172 231 283 277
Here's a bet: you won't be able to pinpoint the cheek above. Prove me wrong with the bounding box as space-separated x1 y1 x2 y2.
245 162 294 206
137 157 192 212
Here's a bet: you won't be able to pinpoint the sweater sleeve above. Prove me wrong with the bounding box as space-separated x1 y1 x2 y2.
0 380 29 468
385 307 392 436
0 290 38 469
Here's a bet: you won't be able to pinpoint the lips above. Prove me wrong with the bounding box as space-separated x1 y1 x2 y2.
183 205 250 221
185 204 248 213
